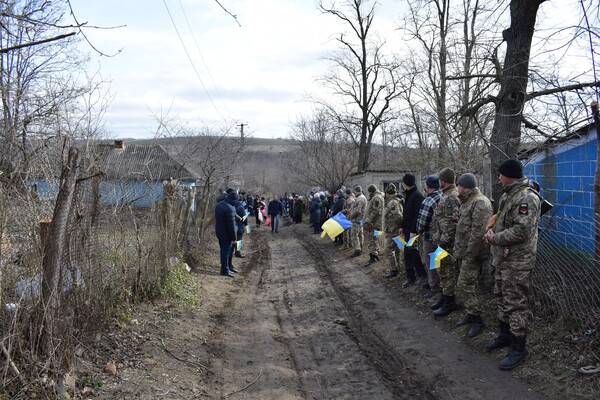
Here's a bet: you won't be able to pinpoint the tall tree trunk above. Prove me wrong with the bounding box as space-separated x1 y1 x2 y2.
489 0 544 205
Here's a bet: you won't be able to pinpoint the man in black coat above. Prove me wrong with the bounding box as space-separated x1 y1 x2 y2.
215 191 239 277
400 173 427 288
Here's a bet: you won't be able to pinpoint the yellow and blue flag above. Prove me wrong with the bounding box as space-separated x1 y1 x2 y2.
429 246 449 270
245 225 251 233
374 230 383 237
406 235 419 247
360 220 364 227
393 236 406 248
321 213 353 240
236 240 243 251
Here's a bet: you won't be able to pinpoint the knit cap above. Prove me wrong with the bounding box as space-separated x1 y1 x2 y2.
438 167 456 184
425 175 440 190
457 173 477 189
402 173 416 187
354 185 362 193
498 159 523 179
367 184 377 193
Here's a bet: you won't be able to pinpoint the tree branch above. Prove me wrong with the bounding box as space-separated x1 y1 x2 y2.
526 80 600 101
0 32 76 53
456 95 497 117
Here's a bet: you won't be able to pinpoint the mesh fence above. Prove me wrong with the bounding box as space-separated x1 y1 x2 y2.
531 213 600 332
0 144 209 394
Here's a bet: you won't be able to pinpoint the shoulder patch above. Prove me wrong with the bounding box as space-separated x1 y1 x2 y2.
445 205 454 217
518 202 529 215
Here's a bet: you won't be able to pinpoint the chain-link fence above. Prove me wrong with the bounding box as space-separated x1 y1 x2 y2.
0 144 209 395
532 213 600 332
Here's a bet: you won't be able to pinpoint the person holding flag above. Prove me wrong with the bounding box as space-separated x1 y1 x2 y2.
382 184 404 278
341 188 356 250
363 184 385 267
348 186 367 257
233 197 248 259
453 173 493 338
430 168 461 316
416 175 442 297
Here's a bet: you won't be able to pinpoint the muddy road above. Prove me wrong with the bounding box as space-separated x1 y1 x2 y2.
92 220 549 399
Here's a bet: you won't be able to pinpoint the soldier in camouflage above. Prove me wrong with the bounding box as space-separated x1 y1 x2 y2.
363 184 385 266
431 167 461 317
348 186 367 257
484 159 540 370
341 188 356 250
453 173 493 338
382 184 404 278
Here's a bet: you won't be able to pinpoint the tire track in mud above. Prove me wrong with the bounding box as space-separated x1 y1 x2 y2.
294 224 548 400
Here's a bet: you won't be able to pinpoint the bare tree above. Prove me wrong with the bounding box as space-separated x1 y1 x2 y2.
317 0 403 173
287 109 358 193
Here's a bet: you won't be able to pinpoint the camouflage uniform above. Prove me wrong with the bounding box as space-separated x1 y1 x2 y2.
342 193 356 249
454 188 492 316
431 184 461 296
489 178 540 336
364 190 385 257
349 193 367 252
384 195 404 272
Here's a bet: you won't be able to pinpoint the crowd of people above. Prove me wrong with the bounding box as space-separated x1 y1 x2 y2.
213 159 542 371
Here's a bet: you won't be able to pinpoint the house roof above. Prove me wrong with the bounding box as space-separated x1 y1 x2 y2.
95 143 199 181
518 122 596 160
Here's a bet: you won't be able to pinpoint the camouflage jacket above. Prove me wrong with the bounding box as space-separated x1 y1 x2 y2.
431 184 461 250
490 178 541 271
364 191 384 229
343 194 355 215
453 188 492 261
384 195 404 233
348 193 367 223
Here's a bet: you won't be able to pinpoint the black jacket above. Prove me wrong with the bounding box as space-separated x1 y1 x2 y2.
402 186 425 235
215 193 238 242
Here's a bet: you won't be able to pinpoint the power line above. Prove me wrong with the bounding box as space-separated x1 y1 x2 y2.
161 0 228 123
177 0 232 117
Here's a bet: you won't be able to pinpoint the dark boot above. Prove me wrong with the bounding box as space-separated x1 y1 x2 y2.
351 250 362 257
234 251 245 258
485 321 511 352
434 295 460 317
430 295 446 310
455 313 476 328
499 335 528 370
365 254 379 267
468 315 485 338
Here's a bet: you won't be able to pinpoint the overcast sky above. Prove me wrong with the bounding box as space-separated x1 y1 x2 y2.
68 0 587 141
68 0 401 140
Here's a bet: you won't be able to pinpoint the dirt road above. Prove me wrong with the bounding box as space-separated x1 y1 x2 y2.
91 219 549 399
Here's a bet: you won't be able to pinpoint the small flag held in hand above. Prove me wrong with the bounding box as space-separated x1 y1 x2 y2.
429 246 449 270
393 236 406 248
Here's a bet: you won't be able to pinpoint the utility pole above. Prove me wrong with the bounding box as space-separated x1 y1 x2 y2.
237 123 246 145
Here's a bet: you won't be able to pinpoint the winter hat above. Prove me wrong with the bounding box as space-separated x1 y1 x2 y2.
457 173 477 189
438 167 456 184
354 185 362 193
367 184 377 193
498 159 523 179
227 191 240 202
337 189 345 197
425 175 440 190
345 188 352 195
385 183 397 194
402 173 416 187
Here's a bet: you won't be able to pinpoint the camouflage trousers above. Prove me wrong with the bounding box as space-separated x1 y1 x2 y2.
456 259 483 315
438 255 459 296
367 231 380 256
351 223 364 252
494 267 533 336
342 228 351 249
384 234 403 271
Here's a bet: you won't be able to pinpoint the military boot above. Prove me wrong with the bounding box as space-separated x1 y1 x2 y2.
433 295 460 317
499 335 528 370
234 250 245 258
430 295 446 310
468 315 485 338
485 321 511 352
365 254 380 267
455 313 476 328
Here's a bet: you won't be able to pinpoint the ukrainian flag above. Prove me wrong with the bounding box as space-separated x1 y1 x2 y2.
429 246 449 270
393 236 406 248
245 225 251 233
236 240 243 251
373 230 383 237
321 213 353 240
406 235 419 247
